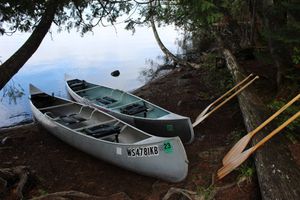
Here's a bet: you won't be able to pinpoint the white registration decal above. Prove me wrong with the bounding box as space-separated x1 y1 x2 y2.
127 145 159 157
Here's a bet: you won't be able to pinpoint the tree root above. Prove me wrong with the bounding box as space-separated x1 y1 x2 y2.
30 191 131 200
0 166 132 200
162 188 197 200
0 166 30 200
162 173 240 200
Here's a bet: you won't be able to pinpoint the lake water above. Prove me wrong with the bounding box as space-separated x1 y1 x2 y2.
0 24 181 127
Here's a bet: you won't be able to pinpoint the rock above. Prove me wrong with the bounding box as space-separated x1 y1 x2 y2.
111 70 120 77
177 100 182 106
1 137 9 145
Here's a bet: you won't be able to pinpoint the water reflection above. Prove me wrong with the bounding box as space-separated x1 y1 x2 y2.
1 80 25 104
0 24 180 128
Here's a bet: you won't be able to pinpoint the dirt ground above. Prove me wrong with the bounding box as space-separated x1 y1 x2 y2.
1 65 266 199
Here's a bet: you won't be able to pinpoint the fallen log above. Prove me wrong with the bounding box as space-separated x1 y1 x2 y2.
223 48 300 199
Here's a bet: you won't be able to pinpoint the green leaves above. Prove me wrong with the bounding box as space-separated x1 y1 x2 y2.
200 0 215 12
0 0 137 35
292 47 300 65
268 99 300 135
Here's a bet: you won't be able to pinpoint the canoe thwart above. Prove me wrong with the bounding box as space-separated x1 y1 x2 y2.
75 85 102 93
65 75 195 144
31 83 189 182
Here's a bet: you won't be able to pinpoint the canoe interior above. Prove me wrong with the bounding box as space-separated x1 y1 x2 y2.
30 92 150 144
67 79 170 119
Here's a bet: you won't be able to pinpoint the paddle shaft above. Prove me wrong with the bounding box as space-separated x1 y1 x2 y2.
252 111 300 152
218 111 300 179
249 93 300 138
222 93 300 164
208 73 254 108
203 76 259 120
193 74 254 127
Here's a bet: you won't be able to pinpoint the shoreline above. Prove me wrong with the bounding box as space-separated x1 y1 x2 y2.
0 66 260 199
0 68 174 131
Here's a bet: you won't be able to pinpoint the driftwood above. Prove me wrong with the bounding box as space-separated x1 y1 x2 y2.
0 166 30 200
30 191 131 200
162 174 237 200
223 48 300 199
0 165 131 200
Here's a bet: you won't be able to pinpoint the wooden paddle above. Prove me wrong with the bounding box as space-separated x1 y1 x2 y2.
222 93 300 165
217 111 300 180
193 75 259 127
193 73 254 123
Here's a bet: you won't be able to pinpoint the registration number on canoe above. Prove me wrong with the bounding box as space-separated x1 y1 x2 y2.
127 145 159 157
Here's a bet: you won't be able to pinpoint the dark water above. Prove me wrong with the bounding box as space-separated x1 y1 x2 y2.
0 25 180 127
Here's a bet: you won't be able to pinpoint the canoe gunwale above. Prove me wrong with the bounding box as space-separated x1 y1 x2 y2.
39 102 74 111
29 84 189 182
29 86 181 146
64 75 195 143
74 85 102 93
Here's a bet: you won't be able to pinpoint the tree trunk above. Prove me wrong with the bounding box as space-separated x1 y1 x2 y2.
223 48 300 200
261 0 293 93
0 0 59 90
149 1 199 69
249 0 257 46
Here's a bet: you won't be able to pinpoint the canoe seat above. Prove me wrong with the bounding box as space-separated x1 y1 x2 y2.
83 124 121 142
68 79 87 91
120 103 148 117
59 114 87 125
96 96 118 105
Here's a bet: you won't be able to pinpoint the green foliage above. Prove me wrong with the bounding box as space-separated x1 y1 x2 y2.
125 0 223 34
1 80 25 104
221 0 249 21
196 185 215 200
228 129 246 144
38 189 48 196
0 0 135 35
253 49 274 65
139 56 175 83
192 53 233 98
237 164 255 183
292 47 300 65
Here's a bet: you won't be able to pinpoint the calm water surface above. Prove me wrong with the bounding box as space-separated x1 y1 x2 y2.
0 24 180 127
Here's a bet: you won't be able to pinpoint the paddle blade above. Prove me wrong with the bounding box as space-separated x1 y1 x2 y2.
222 134 252 165
196 104 213 121
192 113 209 127
217 148 253 180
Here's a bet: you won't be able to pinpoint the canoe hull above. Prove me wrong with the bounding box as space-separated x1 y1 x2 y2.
65 77 194 144
97 106 193 144
29 93 188 182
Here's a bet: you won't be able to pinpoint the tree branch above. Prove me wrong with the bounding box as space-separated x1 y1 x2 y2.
0 0 59 90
